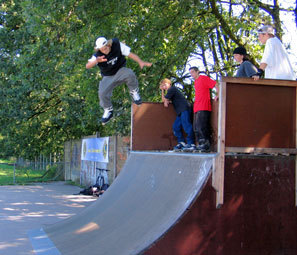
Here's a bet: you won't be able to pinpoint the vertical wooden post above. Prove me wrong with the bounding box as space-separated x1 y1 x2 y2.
213 81 226 208
131 105 134 151
295 158 297 206
295 87 297 206
114 136 118 178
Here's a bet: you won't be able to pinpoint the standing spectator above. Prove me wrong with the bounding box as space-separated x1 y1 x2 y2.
189 67 219 152
253 25 296 80
159 78 195 152
233 46 258 77
86 37 152 124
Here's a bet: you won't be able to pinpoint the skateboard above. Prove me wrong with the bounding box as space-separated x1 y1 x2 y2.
168 148 210 153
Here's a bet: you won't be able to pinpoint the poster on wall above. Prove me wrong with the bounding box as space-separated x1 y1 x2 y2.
81 137 109 163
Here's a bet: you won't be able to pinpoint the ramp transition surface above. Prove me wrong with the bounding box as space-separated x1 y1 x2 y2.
30 151 215 255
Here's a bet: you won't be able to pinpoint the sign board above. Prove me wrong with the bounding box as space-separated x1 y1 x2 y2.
81 137 109 163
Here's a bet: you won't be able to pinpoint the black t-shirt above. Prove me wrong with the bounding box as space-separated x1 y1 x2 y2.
95 38 126 76
165 86 189 115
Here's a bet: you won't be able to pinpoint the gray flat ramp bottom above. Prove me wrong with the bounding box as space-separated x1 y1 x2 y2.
35 151 215 255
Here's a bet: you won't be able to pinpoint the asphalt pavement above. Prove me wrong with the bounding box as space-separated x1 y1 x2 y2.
0 182 97 255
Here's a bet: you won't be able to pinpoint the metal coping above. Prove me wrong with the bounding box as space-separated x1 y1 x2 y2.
130 150 218 158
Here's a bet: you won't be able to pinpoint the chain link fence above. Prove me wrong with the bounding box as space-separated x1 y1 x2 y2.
0 158 64 185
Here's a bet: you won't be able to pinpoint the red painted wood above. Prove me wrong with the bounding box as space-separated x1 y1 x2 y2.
132 102 218 151
225 84 296 148
144 155 297 255
132 103 177 151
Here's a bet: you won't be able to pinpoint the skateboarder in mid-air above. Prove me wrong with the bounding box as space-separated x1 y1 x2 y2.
160 78 196 152
86 37 152 124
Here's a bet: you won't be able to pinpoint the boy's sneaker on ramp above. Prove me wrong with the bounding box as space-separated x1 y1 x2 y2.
101 107 113 125
130 88 142 105
173 142 186 152
197 139 210 152
182 144 197 152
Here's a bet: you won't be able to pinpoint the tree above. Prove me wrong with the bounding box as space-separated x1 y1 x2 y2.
0 0 296 159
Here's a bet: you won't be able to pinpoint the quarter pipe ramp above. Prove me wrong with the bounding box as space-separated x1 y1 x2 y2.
29 151 215 255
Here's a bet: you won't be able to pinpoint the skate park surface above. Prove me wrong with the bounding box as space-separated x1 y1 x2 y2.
0 182 97 255
28 151 215 255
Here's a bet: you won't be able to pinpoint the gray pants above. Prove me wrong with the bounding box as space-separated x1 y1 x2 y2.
98 67 138 109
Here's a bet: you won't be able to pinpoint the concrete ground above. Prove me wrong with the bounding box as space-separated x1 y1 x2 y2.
0 182 97 255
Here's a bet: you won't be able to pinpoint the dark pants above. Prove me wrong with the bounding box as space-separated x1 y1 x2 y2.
194 110 211 142
173 110 195 145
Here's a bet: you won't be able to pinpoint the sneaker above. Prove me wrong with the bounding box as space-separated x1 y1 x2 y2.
183 144 197 152
130 88 142 105
173 142 186 151
197 139 210 152
101 107 113 124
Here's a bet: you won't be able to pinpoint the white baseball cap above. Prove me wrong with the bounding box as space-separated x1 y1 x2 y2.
258 25 275 35
95 37 107 50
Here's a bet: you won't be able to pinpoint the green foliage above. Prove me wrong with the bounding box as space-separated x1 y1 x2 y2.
42 165 59 179
0 0 295 158
0 162 55 185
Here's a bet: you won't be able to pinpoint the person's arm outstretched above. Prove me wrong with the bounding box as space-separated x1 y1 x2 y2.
86 55 107 69
128 52 152 69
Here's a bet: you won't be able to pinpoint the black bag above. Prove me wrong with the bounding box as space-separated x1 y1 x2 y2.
79 185 99 195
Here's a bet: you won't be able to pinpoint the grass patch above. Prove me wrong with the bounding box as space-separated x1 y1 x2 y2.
0 159 15 164
0 163 59 185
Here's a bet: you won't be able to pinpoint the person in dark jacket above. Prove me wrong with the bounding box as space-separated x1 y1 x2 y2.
160 78 195 152
233 46 258 78
86 37 152 124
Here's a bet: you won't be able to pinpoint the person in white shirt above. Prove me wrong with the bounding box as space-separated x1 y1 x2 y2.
253 25 296 80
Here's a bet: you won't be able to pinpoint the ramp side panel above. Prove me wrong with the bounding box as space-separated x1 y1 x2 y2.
43 152 215 255
145 155 297 255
